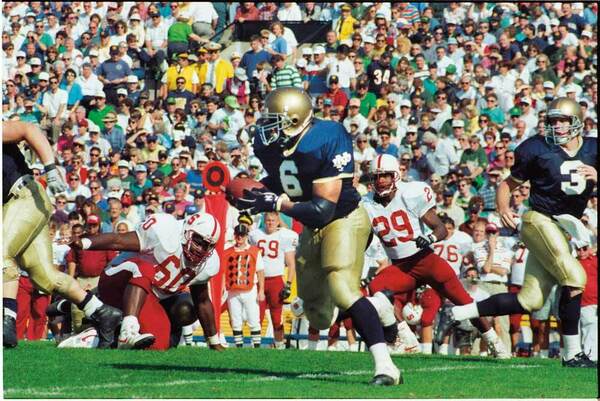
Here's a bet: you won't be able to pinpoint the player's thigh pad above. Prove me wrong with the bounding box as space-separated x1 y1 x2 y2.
517 252 556 312
3 180 52 283
320 205 371 310
521 211 586 289
296 226 334 330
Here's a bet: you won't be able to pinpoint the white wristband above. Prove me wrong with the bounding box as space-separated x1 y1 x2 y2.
276 193 289 212
81 238 92 250
428 234 438 243
207 334 220 345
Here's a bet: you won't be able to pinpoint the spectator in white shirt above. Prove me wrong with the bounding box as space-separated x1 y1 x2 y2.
42 74 68 138
327 44 356 96
353 133 377 165
343 98 369 134
188 3 218 37
423 131 459 177
277 3 302 22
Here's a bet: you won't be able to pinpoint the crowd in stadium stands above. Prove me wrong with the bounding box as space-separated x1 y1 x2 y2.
2 2 597 359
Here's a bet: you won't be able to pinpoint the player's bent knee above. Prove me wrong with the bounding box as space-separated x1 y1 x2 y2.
3 259 20 283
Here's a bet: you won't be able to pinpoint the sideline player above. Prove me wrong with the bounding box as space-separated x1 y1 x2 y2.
233 87 401 385
451 98 597 368
363 154 510 358
70 212 224 350
3 121 122 348
249 211 298 349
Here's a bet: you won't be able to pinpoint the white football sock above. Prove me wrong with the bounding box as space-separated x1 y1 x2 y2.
438 343 449 355
308 340 319 350
452 303 479 321
82 295 103 318
369 342 395 373
563 334 582 360
368 292 397 327
421 342 432 354
120 315 140 336
481 328 498 343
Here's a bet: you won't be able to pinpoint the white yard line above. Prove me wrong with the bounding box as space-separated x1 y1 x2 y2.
4 364 542 397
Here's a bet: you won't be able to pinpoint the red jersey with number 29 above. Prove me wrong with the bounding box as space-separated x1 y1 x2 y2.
363 181 436 260
119 213 220 299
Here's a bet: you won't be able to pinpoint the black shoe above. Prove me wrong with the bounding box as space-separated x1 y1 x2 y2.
562 352 597 368
3 315 17 348
370 374 403 386
46 299 71 317
90 304 123 349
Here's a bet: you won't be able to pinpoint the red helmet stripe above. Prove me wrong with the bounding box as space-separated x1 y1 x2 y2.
376 155 382 170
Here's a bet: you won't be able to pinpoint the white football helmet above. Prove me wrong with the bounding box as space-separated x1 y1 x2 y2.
181 212 220 267
290 297 305 318
370 154 401 196
402 302 423 326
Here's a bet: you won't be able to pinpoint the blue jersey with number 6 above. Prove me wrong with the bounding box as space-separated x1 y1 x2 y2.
253 119 360 222
511 135 596 218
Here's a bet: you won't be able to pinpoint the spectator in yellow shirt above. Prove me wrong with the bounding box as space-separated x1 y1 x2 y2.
197 42 234 94
335 4 358 41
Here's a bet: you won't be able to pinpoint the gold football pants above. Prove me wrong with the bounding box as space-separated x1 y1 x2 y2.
517 210 587 312
296 204 371 330
3 178 78 296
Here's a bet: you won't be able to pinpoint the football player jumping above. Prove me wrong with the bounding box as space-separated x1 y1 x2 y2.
3 121 122 349
234 87 401 385
69 212 224 350
452 98 597 368
363 154 510 358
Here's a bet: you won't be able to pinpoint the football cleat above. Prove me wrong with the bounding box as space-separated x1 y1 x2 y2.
118 330 156 350
89 304 123 349
58 327 99 348
487 337 511 360
562 352 597 368
370 365 402 386
3 315 17 348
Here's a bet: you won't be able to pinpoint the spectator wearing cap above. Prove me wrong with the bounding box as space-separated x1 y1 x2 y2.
97 44 132 106
366 51 394 97
325 75 349 117
161 52 200 99
197 42 234 94
19 96 43 124
115 160 134 190
145 11 169 69
240 34 271 80
517 98 538 135
269 54 302 90
130 164 152 198
208 95 245 147
101 112 126 153
335 4 358 41
85 123 111 157
41 74 69 140
305 45 329 95
438 186 466 227
141 134 166 164
66 217 117 332
460 134 488 180
343 98 369 134
327 44 356 96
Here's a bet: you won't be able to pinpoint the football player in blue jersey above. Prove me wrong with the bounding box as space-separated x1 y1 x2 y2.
235 87 401 385
452 98 597 368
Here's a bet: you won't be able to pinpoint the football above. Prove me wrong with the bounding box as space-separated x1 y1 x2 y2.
225 178 265 205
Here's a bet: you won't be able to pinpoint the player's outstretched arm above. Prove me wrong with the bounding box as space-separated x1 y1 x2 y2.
496 176 522 229
3 121 55 165
189 283 224 351
71 232 141 252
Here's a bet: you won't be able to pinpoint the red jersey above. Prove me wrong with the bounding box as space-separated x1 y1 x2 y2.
66 249 117 278
580 255 597 307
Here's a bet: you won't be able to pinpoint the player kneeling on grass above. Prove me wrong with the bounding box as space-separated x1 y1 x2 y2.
66 212 225 350
363 155 510 359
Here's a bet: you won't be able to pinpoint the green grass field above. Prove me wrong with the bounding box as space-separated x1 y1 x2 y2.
3 342 598 399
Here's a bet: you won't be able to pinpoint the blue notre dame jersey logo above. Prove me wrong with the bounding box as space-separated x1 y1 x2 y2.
253 119 360 221
511 135 597 218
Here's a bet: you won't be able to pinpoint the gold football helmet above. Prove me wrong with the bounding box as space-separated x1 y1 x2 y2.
545 97 584 145
257 87 313 148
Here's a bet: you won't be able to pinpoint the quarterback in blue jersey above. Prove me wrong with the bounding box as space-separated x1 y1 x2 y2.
237 87 401 385
452 98 597 368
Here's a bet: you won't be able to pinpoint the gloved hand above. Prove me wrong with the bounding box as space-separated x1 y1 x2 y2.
360 276 373 289
414 234 436 249
280 282 292 300
45 164 67 195
242 189 280 214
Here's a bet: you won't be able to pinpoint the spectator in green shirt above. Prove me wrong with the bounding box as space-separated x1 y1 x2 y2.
460 135 488 183
355 83 377 120
19 97 43 123
87 91 116 132
480 94 505 126
167 13 204 61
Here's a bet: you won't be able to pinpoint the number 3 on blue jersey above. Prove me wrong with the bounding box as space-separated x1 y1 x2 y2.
280 160 303 197
560 160 586 195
